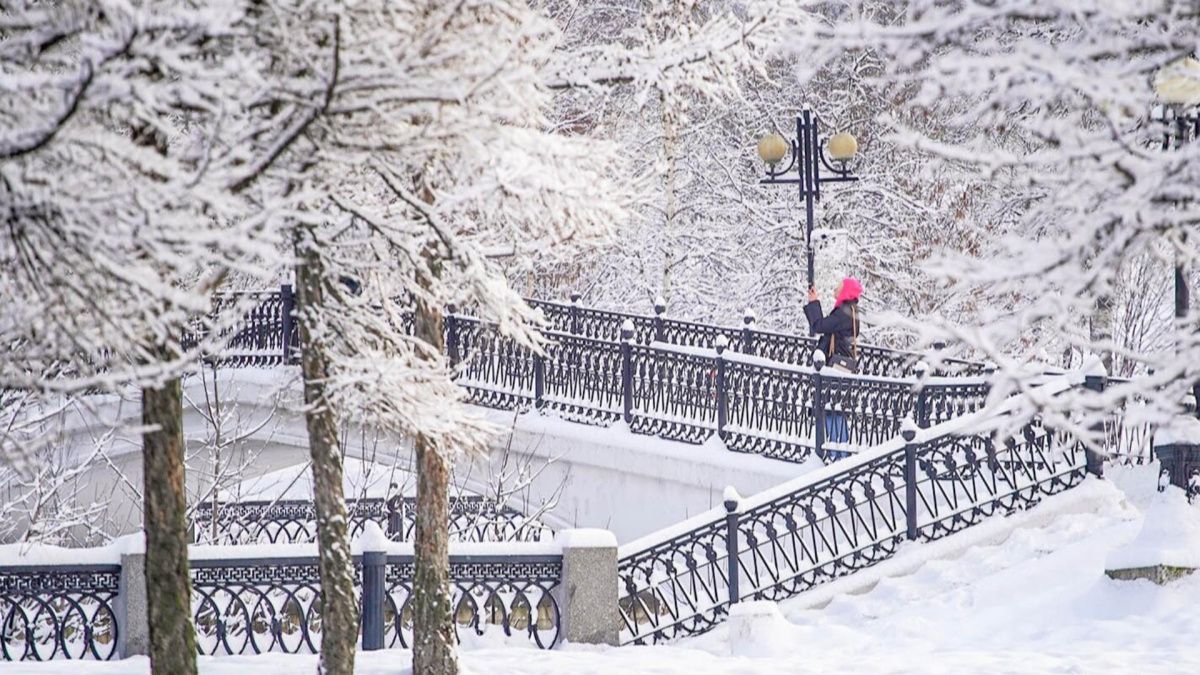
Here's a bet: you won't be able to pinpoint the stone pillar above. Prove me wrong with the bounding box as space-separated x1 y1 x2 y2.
554 529 619 646
117 552 150 657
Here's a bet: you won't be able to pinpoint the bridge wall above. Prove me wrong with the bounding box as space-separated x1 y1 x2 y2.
28 369 805 544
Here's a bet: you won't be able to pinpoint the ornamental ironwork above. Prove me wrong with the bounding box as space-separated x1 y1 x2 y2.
186 288 1001 465
189 553 561 656
616 407 1117 645
191 557 327 656
0 565 120 661
191 496 551 546
382 555 561 650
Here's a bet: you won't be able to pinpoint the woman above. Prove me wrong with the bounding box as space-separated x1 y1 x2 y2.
804 277 862 460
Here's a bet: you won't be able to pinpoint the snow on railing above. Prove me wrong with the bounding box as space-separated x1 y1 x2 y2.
0 538 562 661
613 372 1144 645
196 289 993 464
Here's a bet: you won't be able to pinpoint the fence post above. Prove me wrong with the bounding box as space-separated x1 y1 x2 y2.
1084 369 1107 479
723 488 741 606
570 293 582 335
360 523 388 651
116 549 149 657
741 310 757 356
621 320 634 425
445 304 460 368
813 351 827 461
553 529 619 645
653 296 667 343
902 420 920 541
534 349 546 410
914 361 930 428
280 283 295 364
715 336 729 438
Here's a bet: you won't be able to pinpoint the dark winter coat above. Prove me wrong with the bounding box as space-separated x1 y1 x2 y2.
804 299 860 360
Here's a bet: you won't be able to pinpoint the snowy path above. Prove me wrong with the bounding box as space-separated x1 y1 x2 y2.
9 471 1200 674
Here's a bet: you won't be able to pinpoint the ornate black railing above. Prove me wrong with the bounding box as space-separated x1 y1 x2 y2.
190 496 551 545
191 551 560 656
615 385 1113 645
455 318 992 463
526 296 988 377
199 287 987 376
0 564 120 661
186 288 994 464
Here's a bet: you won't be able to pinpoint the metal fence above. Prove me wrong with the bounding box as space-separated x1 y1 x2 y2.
197 287 988 376
191 496 551 545
615 412 1104 645
191 552 561 656
183 288 993 464
0 549 560 662
455 317 992 463
0 564 120 661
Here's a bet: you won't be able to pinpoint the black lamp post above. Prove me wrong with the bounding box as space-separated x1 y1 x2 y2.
756 110 860 288
1153 59 1200 417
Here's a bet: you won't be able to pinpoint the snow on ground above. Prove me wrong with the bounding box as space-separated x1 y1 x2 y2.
10 466 1200 674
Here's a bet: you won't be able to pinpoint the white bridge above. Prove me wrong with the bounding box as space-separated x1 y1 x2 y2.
54 367 803 543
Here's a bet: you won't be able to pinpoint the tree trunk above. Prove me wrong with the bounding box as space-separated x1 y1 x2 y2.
411 289 458 675
142 375 198 675
659 89 680 304
294 228 359 675
1091 294 1114 375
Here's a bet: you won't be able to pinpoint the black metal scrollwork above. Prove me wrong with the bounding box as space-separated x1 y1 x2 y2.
0 565 120 661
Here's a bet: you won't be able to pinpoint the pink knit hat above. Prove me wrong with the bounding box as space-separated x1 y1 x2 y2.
835 277 862 307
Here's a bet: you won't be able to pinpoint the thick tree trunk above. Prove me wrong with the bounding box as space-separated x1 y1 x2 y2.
294 229 359 675
142 375 198 675
411 295 458 675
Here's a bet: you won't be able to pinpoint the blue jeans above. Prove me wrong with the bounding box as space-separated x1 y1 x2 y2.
824 412 850 461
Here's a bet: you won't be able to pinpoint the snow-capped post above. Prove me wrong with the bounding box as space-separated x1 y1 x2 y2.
445 304 461 369
901 418 920 541
741 310 757 356
280 283 296 364
913 361 931 428
554 529 619 645
621 320 635 424
570 293 583 335
653 295 667 343
812 351 827 461
1083 362 1107 479
359 522 388 651
715 335 729 438
723 487 742 605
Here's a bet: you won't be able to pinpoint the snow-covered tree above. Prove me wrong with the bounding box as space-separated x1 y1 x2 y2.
229 1 827 671
783 1 1200 432
2 2 280 673
519 1 1024 353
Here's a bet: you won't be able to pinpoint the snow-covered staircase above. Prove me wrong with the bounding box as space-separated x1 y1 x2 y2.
614 374 1153 645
